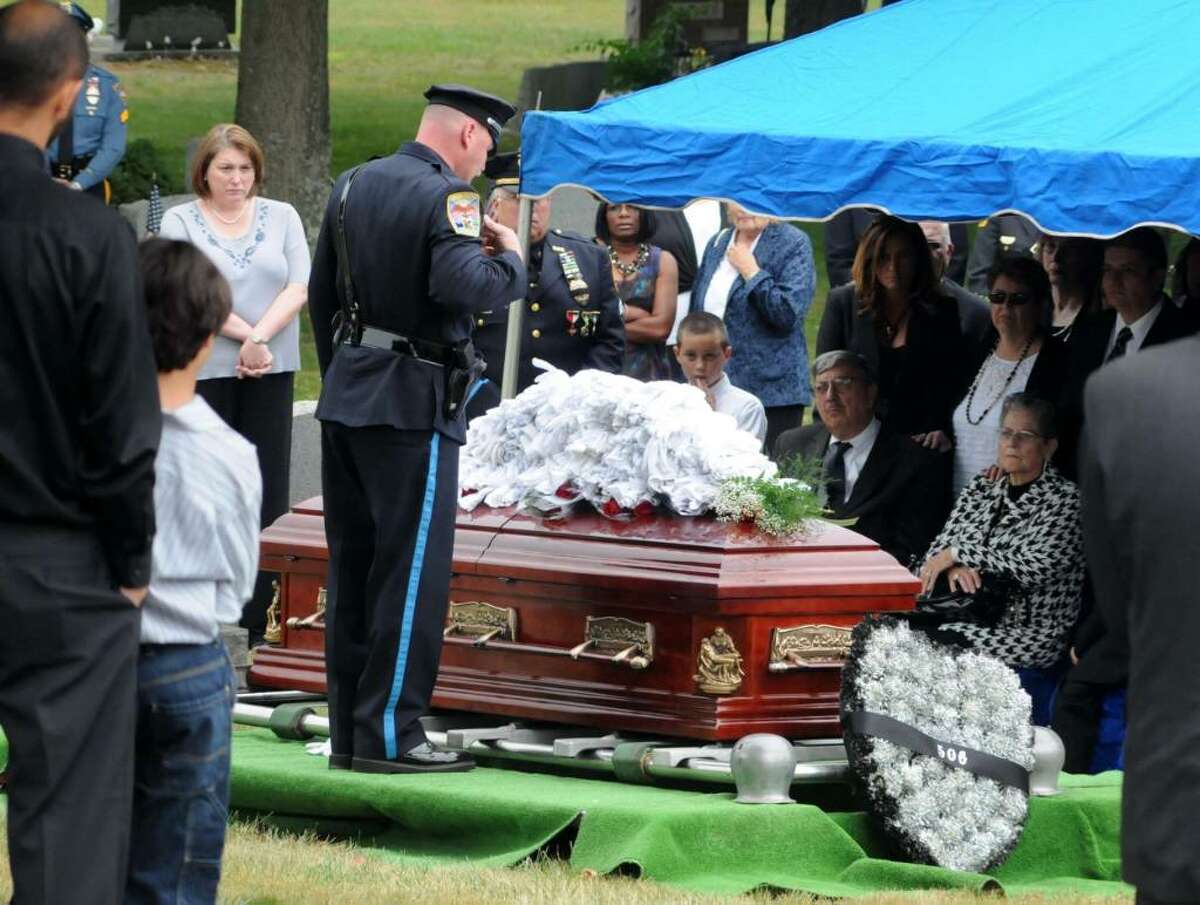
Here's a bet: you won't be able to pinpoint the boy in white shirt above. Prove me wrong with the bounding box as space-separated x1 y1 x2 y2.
127 238 262 905
674 311 767 444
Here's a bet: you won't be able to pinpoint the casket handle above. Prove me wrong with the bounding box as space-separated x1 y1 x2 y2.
768 624 852 672
286 587 327 632
444 610 655 670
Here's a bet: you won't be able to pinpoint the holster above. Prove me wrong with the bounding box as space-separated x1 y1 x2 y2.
444 338 485 419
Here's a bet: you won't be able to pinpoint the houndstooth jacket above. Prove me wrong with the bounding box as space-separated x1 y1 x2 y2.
918 466 1085 669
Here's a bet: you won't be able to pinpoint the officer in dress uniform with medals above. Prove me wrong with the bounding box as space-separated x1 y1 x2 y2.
465 152 625 421
308 84 526 774
46 2 127 204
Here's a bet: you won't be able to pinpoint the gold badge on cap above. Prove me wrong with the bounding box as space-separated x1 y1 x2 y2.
446 191 481 238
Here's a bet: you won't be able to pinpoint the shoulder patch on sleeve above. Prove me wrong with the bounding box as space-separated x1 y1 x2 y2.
120 109 129 123
445 191 481 238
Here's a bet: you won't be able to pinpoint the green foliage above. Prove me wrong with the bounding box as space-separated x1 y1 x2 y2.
714 463 825 537
108 138 180 205
579 4 710 92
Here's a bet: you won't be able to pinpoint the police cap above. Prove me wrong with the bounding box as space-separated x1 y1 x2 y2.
423 84 516 151
58 1 94 32
483 152 520 189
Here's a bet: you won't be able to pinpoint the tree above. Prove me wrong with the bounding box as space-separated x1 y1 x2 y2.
234 0 330 242
784 0 862 39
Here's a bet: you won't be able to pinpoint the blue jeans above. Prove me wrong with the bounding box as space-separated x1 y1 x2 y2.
125 640 235 905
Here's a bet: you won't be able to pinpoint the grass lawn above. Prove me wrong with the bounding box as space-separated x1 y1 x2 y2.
91 0 837 401
0 811 1130 905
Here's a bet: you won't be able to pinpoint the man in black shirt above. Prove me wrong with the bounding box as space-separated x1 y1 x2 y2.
0 4 161 903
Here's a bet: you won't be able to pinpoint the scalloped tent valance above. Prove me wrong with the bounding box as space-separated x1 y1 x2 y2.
520 0 1200 238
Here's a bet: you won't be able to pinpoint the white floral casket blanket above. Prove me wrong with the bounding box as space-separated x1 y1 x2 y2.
840 616 1035 873
459 365 775 516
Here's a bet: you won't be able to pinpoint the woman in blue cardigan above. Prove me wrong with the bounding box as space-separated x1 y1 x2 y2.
690 203 816 455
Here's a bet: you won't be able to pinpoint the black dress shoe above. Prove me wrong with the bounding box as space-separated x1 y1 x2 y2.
328 753 353 771
351 743 476 774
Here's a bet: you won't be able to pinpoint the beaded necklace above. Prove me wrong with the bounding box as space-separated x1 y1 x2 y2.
608 242 649 277
962 334 1036 425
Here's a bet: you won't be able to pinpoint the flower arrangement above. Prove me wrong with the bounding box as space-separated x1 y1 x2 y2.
713 475 823 536
840 616 1034 873
713 454 826 537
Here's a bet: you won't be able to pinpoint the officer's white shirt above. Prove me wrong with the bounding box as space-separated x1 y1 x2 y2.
826 417 881 501
709 374 767 444
1104 299 1162 358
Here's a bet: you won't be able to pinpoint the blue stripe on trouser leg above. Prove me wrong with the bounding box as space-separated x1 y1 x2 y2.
382 432 441 759
466 377 488 403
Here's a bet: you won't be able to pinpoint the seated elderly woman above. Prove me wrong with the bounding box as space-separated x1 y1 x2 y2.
916 393 1084 671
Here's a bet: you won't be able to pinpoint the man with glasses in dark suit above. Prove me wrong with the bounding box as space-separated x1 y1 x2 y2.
774 350 947 566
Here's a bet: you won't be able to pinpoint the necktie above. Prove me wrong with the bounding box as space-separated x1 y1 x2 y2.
1106 326 1134 363
823 441 853 510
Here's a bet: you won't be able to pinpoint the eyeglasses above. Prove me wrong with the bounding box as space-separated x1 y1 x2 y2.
813 376 862 395
999 427 1043 444
988 290 1034 307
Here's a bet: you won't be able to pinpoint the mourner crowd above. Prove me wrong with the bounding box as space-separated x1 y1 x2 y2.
1 1 1196 904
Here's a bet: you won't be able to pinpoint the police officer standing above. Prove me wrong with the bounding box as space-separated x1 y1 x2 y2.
46 2 127 203
309 85 526 774
466 152 624 419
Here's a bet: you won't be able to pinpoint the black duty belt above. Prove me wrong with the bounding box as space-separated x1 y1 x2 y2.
356 325 452 367
51 153 94 182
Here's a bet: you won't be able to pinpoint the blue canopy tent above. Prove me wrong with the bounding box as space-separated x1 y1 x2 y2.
518 0 1200 238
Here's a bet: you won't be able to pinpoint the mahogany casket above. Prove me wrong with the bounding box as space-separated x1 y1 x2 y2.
249 497 920 741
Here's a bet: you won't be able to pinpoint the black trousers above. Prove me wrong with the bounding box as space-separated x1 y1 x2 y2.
1052 676 1122 773
321 421 460 761
0 526 140 905
197 371 294 638
765 404 806 461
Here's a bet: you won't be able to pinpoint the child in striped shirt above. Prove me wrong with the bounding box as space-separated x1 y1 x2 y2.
127 238 262 905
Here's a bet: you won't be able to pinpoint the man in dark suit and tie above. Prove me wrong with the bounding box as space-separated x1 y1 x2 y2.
774 350 948 567
1060 227 1198 479
1079 333 1200 905
1052 226 1198 772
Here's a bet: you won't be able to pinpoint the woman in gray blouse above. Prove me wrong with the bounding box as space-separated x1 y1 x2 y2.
159 123 310 644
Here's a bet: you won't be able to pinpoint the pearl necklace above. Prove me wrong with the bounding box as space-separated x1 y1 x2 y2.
608 243 649 277
204 198 250 225
962 335 1036 425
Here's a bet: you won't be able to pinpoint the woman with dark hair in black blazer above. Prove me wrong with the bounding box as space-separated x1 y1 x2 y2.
817 214 963 449
595 202 678 381
1038 233 1103 341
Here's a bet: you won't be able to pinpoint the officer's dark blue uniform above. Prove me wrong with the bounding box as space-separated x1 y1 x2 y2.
965 213 1041 294
466 155 624 418
47 4 127 203
309 85 525 774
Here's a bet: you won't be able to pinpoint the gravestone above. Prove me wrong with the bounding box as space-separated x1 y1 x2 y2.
122 0 234 50
626 0 749 45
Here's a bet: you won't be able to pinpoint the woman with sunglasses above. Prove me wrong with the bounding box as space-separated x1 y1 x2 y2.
950 256 1068 498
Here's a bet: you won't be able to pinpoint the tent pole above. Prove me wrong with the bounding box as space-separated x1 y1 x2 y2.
500 196 533 400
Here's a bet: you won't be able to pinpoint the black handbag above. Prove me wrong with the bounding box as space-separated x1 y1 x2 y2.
913 572 1017 628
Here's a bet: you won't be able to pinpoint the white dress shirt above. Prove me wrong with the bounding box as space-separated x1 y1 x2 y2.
1104 300 1162 358
827 417 882 501
709 373 767 443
